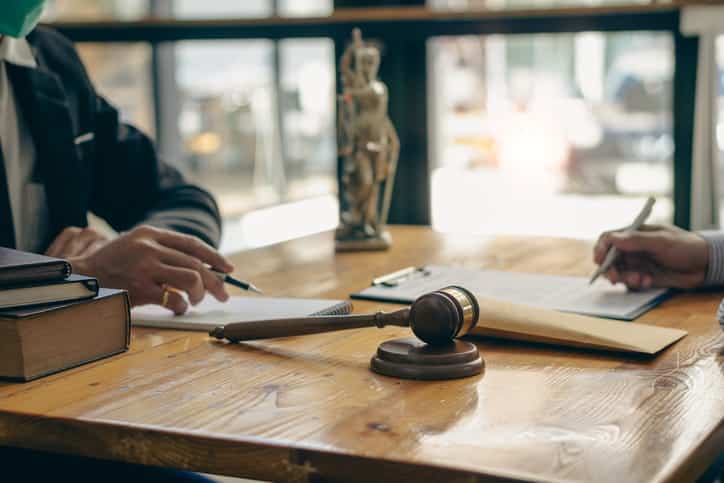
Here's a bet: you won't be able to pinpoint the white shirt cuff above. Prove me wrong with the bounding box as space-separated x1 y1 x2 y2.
699 231 724 286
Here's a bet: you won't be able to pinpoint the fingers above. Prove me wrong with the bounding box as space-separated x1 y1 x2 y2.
83 239 108 257
605 255 656 291
154 265 205 305
121 226 235 305
606 268 651 291
594 233 614 265
605 265 621 284
46 227 108 258
155 245 229 302
619 271 654 291
87 226 235 312
607 231 667 255
593 224 668 265
637 223 666 232
594 227 628 264
126 283 187 315
161 286 189 315
46 227 82 257
152 228 233 273
623 272 644 291
65 229 106 257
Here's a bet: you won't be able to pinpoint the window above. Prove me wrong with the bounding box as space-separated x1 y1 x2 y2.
171 0 332 18
75 43 155 138
46 0 333 20
44 0 149 20
168 39 336 213
429 32 674 238
45 1 690 246
171 0 273 18
46 0 337 251
429 0 665 11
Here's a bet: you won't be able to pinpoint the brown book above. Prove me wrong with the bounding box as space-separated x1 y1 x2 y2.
0 289 131 381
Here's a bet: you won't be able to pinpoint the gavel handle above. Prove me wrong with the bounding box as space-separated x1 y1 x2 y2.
210 307 411 342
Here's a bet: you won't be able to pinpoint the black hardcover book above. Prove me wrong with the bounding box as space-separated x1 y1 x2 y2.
0 274 99 310
0 247 71 286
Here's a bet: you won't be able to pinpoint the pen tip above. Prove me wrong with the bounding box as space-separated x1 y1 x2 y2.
249 284 263 294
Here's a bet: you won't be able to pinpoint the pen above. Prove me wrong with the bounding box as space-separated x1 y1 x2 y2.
372 266 430 287
211 269 263 294
373 266 417 286
589 196 656 285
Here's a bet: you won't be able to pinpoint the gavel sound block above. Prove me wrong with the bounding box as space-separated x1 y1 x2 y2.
210 286 484 380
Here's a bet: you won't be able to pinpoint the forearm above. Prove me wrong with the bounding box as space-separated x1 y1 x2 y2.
140 186 222 248
698 231 724 286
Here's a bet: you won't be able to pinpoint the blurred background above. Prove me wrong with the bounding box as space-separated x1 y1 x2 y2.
44 0 722 252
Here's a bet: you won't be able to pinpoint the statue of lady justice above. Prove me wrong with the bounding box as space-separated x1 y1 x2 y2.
335 29 400 251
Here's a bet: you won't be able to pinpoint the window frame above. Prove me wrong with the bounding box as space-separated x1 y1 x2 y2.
51 3 696 228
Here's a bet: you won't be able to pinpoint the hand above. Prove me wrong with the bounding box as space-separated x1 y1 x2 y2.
46 226 109 258
593 224 709 290
70 225 234 314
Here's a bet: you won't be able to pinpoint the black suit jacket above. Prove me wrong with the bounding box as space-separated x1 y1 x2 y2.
1 26 222 250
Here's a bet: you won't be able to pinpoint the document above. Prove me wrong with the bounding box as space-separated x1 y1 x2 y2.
352 265 670 320
470 295 686 354
132 295 352 331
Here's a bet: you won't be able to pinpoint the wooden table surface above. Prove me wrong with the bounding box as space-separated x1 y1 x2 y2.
0 226 722 483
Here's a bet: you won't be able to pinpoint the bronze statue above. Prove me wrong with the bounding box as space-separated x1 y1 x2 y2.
335 29 400 251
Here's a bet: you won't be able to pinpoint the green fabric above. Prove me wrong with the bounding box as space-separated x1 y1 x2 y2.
0 0 46 38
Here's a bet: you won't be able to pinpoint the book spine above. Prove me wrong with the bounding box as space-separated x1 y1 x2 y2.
120 291 131 348
81 278 100 295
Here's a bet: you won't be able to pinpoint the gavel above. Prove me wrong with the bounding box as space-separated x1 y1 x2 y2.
209 286 479 346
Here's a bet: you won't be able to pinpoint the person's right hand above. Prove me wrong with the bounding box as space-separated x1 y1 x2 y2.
593 224 709 290
69 225 234 314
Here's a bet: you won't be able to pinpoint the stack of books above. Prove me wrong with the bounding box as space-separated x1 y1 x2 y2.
0 247 130 381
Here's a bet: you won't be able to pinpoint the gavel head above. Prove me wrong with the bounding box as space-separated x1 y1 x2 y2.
408 286 479 345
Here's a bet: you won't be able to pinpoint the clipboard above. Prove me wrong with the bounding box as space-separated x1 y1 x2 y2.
351 265 671 321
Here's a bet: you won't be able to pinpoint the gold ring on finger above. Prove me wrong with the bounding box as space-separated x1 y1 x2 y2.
161 284 183 308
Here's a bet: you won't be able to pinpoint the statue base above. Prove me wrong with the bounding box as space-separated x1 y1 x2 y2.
335 229 391 252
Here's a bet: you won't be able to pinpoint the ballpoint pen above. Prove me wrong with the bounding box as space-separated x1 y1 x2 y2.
211 269 263 294
589 196 656 285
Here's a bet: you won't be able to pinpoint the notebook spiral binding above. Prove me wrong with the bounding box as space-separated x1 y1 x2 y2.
312 300 353 317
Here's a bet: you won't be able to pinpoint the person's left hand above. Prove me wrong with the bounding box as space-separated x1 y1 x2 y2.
46 226 110 259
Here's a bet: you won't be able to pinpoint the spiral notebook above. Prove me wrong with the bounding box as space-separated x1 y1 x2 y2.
132 295 352 331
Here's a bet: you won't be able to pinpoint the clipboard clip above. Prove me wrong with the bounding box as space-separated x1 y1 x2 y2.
372 266 431 287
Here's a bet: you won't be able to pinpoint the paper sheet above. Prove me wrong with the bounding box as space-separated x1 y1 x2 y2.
353 266 669 320
132 296 351 331
472 296 686 354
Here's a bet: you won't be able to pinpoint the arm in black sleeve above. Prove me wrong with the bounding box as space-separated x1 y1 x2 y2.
89 97 222 248
28 27 222 247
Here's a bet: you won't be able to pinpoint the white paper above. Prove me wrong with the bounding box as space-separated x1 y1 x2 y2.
132 295 349 331
353 266 668 320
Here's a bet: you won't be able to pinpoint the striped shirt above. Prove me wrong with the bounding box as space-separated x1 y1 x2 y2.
699 231 724 327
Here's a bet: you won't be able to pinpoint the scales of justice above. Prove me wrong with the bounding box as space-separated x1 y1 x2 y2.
335 28 400 252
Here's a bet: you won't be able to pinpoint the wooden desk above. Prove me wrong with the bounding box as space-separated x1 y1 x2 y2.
0 226 722 482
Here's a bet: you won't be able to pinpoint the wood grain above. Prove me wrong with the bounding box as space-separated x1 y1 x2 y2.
0 226 722 483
